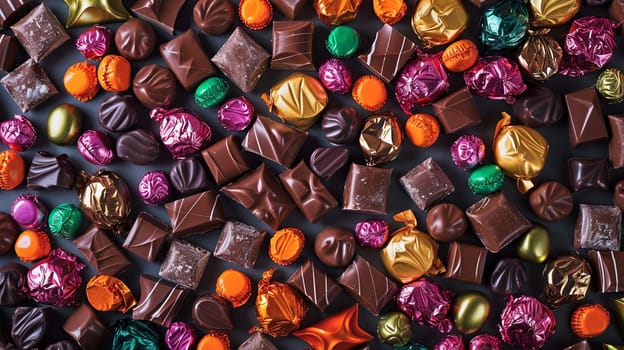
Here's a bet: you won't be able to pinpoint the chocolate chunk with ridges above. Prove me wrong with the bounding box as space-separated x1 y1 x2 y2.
271 21 315 71
201 135 250 186
542 255 591 307
74 225 131 275
314 226 356 268
12 307 47 349
159 240 211 290
358 24 417 83
343 163 392 215
170 156 210 194
432 87 481 133
400 157 455 211
529 181 573 222
565 87 608 147
131 0 185 34
512 86 563 128
444 241 488 284
0 263 27 305
321 107 360 145
588 250 624 292
133 275 188 328
568 158 610 191
160 29 216 91
0 212 18 255
0 34 18 72
426 203 467 242
1 59 58 112
165 190 225 237
287 260 342 312
490 258 526 295
609 114 624 168
98 94 140 132
133 64 177 109
116 129 161 165
193 0 235 35
123 212 170 262
27 151 76 190
11 4 68 62
192 294 234 330
63 304 111 350
309 147 349 179
0 0 31 28
214 220 267 268
271 0 307 19
243 115 308 168
114 18 156 60
45 341 76 350
574 204 621 250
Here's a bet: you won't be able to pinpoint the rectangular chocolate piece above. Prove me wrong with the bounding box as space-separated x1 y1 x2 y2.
287 260 342 312
63 304 112 350
242 115 308 168
565 87 608 147
338 255 399 316
133 275 188 327
575 204 621 251
165 190 225 237
201 135 250 186
0 0 31 28
1 59 58 112
588 250 624 292
73 225 130 276
160 29 216 91
279 160 338 223
568 158 610 191
611 0 624 34
131 0 185 34
465 191 531 253
0 34 18 72
11 3 68 62
358 24 417 83
343 163 392 215
271 21 315 71
159 240 211 290
123 212 170 262
609 114 624 168
399 157 455 211
213 220 266 268
432 87 481 133
444 241 488 284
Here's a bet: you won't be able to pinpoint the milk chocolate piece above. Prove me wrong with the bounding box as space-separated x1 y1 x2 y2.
542 255 591 307
242 115 308 168
192 294 234 330
271 21 315 71
170 156 210 194
615 179 624 211
133 275 188 327
63 304 111 350
159 240 211 289
193 0 235 35
609 114 624 168
1 59 58 112
512 86 563 128
322 107 361 145
27 151 76 190
287 260 342 312
529 181 574 222
563 341 590 350
568 158 610 191
160 29 216 91
565 87 608 147
74 225 131 275
131 0 185 34
400 158 455 211
358 24 417 82
0 0 31 28
0 212 18 255
490 258 526 295
588 250 624 292
133 64 177 109
426 203 467 242
0 263 27 305
338 255 399 316
214 220 267 268
314 226 356 268
211 27 270 93
466 191 532 253
343 163 392 215
12 307 47 349
432 87 481 133
279 160 338 223
574 204 621 250
201 135 250 186
122 212 170 262
0 34 18 72
444 241 488 284
165 190 225 237
98 94 141 132
11 4 68 62
116 129 161 165
309 147 349 179
610 0 624 34
115 18 156 60
272 0 307 19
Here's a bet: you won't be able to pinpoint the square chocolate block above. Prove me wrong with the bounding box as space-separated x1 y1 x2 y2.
201 135 251 186
159 240 211 290
338 255 399 316
133 275 188 327
73 225 130 276
0 34 18 72
165 190 225 237
211 27 271 93
399 157 455 211
122 212 170 262
444 241 488 284
131 0 185 34
11 3 68 62
1 59 58 112
0 0 31 28
214 220 267 268
575 204 621 251
343 163 392 215
465 191 531 253
568 158 610 191
358 24 417 82
279 160 338 223
565 87 608 147
588 250 624 293
160 29 216 91
242 115 308 168
272 21 315 71
287 260 342 312
63 304 112 350
432 87 481 133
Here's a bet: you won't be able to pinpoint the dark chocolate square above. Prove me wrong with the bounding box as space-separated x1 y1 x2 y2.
27 151 76 190
213 220 267 268
201 135 251 186
73 225 130 276
357 24 417 83
122 212 170 262
271 21 315 71
565 87 608 147
11 3 68 62
399 157 455 211
588 250 624 293
131 0 185 34
287 260 342 312
133 275 188 328
0 34 18 72
343 163 392 215
575 204 621 250
0 0 31 28
242 115 308 168
444 241 488 284
1 59 58 112
160 29 216 91
159 240 211 290
568 158 610 191
432 87 481 133
63 304 111 350
165 190 225 237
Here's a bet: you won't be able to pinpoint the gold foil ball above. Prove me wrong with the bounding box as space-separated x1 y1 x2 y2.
47 104 83 145
411 0 469 48
377 312 412 347
76 170 132 234
597 68 624 104
517 226 550 263
529 0 581 27
359 112 403 166
517 31 562 81
452 292 490 334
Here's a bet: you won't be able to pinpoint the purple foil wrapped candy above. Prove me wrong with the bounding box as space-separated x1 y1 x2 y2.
560 16 617 77
498 296 555 350
11 194 48 230
217 96 255 131
435 335 464 350
397 278 454 332
165 321 196 350
150 107 212 159
27 248 85 307
75 26 112 60
469 334 502 350
451 135 485 170
138 171 172 206
77 130 114 166
354 219 389 248
0 115 36 152
395 52 450 115
464 56 527 104
319 58 353 94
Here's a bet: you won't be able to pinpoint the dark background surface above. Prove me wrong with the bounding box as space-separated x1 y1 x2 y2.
0 0 623 349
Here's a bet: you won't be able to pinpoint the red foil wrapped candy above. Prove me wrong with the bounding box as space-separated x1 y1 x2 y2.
319 58 353 94
395 52 449 115
75 26 112 60
498 296 556 350
77 129 114 166
560 16 617 77
27 248 85 307
435 334 464 350
396 278 454 332
0 115 36 152
166 321 196 350
469 334 502 350
464 56 527 104
150 107 212 159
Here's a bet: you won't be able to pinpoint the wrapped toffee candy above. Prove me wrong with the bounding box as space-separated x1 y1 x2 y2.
529 0 581 26
498 296 556 349
150 107 212 159
76 170 132 234
395 53 450 115
397 278 454 332
27 248 85 307
517 30 562 81
560 16 617 77
480 0 529 50
464 56 527 103
411 0 468 48
359 112 403 166
0 115 36 151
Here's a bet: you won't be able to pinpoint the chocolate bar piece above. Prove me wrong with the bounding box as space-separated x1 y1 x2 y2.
27 151 76 190
0 34 18 72
272 0 307 19
201 135 250 186
160 29 216 91
575 204 621 251
309 147 349 179
1 59 58 112
63 304 111 350
432 87 481 133
170 156 210 195
358 24 417 82
192 294 234 330
588 250 624 292
568 158 610 192
242 115 308 168
0 0 31 28
609 114 624 168
133 275 188 327
287 260 342 312
159 240 211 290
131 0 185 34
565 87 608 147
165 190 225 237
214 220 267 268
122 212 170 262
399 157 455 211
271 21 315 71
74 225 130 276
343 163 392 215
444 241 488 284
11 4 68 62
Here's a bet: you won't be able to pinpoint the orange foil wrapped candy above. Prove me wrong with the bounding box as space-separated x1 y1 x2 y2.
15 230 50 262
442 39 479 73
269 228 305 266
253 269 307 337
216 269 252 308
405 113 440 148
239 0 273 30
86 274 136 312
314 0 363 25
197 332 230 350
0 150 25 190
64 61 99 102
412 0 469 48
352 75 387 112
97 54 131 92
571 304 610 338
373 0 406 25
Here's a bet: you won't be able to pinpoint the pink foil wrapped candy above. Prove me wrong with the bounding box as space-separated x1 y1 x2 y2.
77 129 114 166
560 16 617 77
138 171 172 206
395 52 449 115
0 115 36 151
11 194 48 230
451 135 485 170
217 96 254 131
498 296 556 350
464 56 527 104
319 58 353 94
150 107 212 159
27 248 85 307
435 334 464 350
165 321 196 350
469 334 502 350
397 278 454 332
75 26 112 60
354 219 388 248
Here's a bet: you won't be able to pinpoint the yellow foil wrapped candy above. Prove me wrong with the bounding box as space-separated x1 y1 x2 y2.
313 0 363 25
529 0 581 27
493 112 549 193
64 0 132 27
380 210 444 284
411 0 469 48
262 73 328 130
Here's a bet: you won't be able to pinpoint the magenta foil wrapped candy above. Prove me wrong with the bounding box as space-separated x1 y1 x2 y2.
451 135 485 170
77 130 114 166
498 296 556 350
560 16 617 77
469 334 502 350
354 219 389 248
397 278 454 332
138 171 172 206
435 334 464 350
11 194 48 230
75 26 112 60
217 96 255 131
150 107 212 159
464 56 527 104
27 248 85 307
0 115 36 152
319 58 353 94
395 52 449 115
165 321 196 350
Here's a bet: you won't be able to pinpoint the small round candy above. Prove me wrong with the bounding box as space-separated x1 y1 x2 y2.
166 322 196 350
319 58 352 94
453 292 490 334
529 181 573 222
480 0 529 50
197 332 229 350
405 113 440 147
64 61 99 102
321 106 360 145
195 77 229 108
435 334 464 350
47 104 83 145
238 0 272 30
133 64 177 110
426 203 467 242
354 219 388 248
86 274 136 312
0 115 37 152
14 230 50 262
75 26 111 60
326 26 359 58
373 0 406 24
442 39 478 72
77 129 115 166
352 75 387 111
571 304 610 338
138 171 172 206
114 19 156 61
269 228 305 266
597 67 624 103
450 135 485 170
48 203 82 239
97 55 131 92
194 0 235 36
314 226 356 268
150 107 212 159
98 94 141 132
468 164 504 194
517 226 550 263
0 150 25 190
11 194 47 230
216 269 252 307
217 96 254 131
412 0 468 48
377 312 412 347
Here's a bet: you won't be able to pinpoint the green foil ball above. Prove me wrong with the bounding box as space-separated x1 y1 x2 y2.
47 103 83 145
112 319 160 350
480 0 529 51
377 312 413 347
597 68 624 103
48 203 82 239
326 26 359 58
468 164 504 194
195 77 229 108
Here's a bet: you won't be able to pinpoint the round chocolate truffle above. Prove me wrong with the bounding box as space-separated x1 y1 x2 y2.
321 107 360 145
98 94 140 132
116 129 161 165
314 226 356 268
512 86 563 128
425 203 467 241
114 18 156 60
615 179 624 211
133 64 177 110
170 157 209 195
529 181 573 222
0 212 18 255
193 0 235 36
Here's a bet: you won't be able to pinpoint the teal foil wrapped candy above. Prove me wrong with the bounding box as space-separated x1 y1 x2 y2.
480 0 529 51
469 164 504 194
397 344 429 350
113 319 160 350
48 203 82 239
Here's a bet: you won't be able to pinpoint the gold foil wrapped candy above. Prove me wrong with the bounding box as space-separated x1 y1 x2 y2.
359 112 403 166
452 291 490 334
411 0 469 48
64 0 132 27
542 255 591 308
313 0 363 25
613 297 624 334
529 0 581 27
76 170 132 234
517 30 562 81
517 226 550 263
597 68 624 103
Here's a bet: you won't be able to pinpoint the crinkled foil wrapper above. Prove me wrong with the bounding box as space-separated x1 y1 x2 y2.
395 52 449 114
542 255 591 308
560 16 617 77
464 56 527 104
411 0 468 48
76 170 132 234
498 296 556 350
518 30 562 81
397 278 454 332
27 248 85 307
150 107 212 159
359 112 403 166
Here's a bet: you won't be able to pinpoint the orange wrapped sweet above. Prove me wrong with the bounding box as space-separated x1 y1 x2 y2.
373 0 406 25
216 269 252 307
352 75 387 111
269 228 305 266
442 39 479 72
64 61 99 102
239 0 273 30
0 150 25 190
314 0 363 25
197 332 229 350
86 274 136 312
97 55 131 92
15 230 50 262
405 113 440 147
571 304 610 338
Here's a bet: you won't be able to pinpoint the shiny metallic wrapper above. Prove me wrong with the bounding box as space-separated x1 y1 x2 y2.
542 255 591 308
359 112 403 166
76 170 132 234
597 68 624 103
411 0 469 48
518 30 562 81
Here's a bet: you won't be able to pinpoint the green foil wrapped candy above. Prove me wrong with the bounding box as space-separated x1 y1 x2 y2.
326 26 360 58
597 68 624 103
480 0 529 51
112 319 160 350
468 164 504 194
377 312 412 347
195 77 229 108
48 203 82 239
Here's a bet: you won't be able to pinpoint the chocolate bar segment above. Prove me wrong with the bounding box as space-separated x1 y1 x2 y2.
165 190 225 237
0 0 31 28
565 87 608 147
131 0 185 34
122 212 170 262
432 87 481 133
444 241 488 284
11 4 68 62
214 220 266 268
201 135 250 186
133 275 188 327
160 29 216 91
74 225 130 276
399 157 455 211
309 147 349 179
609 114 624 168
271 21 315 71
63 304 111 350
242 115 308 168
0 34 18 72
574 204 621 251
1 59 58 112
272 0 307 19
27 151 76 190
159 240 211 290
287 260 342 312
588 250 624 293
358 24 417 83
343 163 392 215
568 158 610 192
